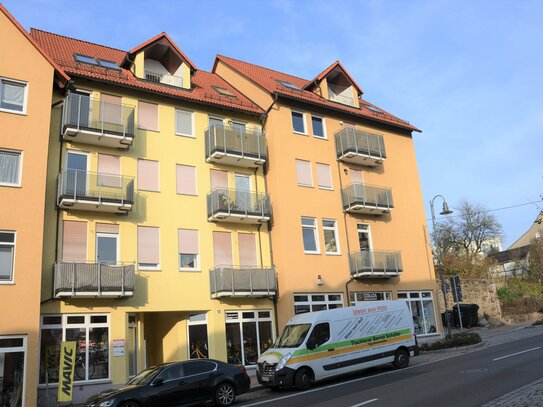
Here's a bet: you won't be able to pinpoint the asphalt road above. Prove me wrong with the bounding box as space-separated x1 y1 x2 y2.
238 333 543 407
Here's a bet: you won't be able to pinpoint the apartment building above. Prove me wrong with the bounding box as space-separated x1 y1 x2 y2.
214 57 438 335
31 30 276 402
0 5 69 406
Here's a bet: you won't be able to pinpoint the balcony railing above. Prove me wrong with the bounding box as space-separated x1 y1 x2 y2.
144 69 183 88
342 183 393 214
54 261 135 297
57 169 135 213
350 250 402 278
335 128 386 166
205 124 267 167
207 188 271 224
62 93 135 148
210 266 277 298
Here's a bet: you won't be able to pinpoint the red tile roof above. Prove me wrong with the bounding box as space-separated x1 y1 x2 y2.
128 32 196 71
214 55 420 132
0 4 70 87
29 29 262 115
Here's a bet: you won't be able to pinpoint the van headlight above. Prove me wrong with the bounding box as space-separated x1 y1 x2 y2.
276 353 292 371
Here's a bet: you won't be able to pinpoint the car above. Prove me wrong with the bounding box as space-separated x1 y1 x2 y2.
83 359 251 407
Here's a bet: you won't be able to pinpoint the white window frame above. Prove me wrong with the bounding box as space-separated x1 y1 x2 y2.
295 159 313 188
301 217 320 254
291 109 307 135
176 164 198 196
137 226 161 271
316 162 333 190
0 77 29 115
179 229 200 272
397 291 437 336
137 158 160 193
350 291 392 305
0 230 16 284
0 148 23 187
293 293 344 314
95 232 119 265
323 219 340 255
225 310 274 365
310 114 327 139
137 100 160 132
208 115 225 127
175 108 195 137
357 223 373 251
187 313 208 359
0 335 27 405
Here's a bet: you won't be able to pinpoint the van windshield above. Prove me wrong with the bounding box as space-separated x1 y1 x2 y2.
274 324 312 348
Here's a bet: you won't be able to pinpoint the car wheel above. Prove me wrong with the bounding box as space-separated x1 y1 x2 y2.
294 368 312 391
215 382 236 407
393 348 410 369
119 401 140 407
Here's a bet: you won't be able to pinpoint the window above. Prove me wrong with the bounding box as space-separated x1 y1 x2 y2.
39 315 109 383
301 217 319 254
316 163 332 189
176 164 197 196
138 226 160 270
97 154 120 188
188 314 208 359
276 80 300 90
137 159 159 192
295 159 313 187
363 104 383 114
238 233 257 267
74 54 120 70
0 150 21 186
0 78 27 113
62 221 87 261
178 229 199 271
0 336 26 405
307 323 330 349
294 293 343 314
184 360 216 375
212 86 236 98
397 291 437 336
138 101 158 131
225 310 273 365
213 231 232 267
100 94 122 125
350 291 392 305
311 115 326 138
357 224 372 251
291 110 306 134
323 220 340 254
176 109 194 137
96 224 119 265
0 231 15 282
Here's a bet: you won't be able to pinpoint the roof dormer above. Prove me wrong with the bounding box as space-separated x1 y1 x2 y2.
127 33 196 90
305 61 362 108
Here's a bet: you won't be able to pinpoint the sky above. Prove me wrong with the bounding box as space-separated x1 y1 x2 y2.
4 0 542 248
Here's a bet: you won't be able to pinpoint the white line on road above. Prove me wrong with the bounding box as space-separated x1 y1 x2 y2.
492 347 541 361
350 399 378 407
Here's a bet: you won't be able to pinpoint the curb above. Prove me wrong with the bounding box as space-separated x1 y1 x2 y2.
419 340 486 354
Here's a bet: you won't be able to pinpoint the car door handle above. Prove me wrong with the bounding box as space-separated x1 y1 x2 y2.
178 381 185 385
328 348 335 352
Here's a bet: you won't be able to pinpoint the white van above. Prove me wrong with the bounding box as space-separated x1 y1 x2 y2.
257 301 419 389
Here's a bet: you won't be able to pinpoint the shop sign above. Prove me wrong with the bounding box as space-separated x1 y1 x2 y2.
58 341 76 402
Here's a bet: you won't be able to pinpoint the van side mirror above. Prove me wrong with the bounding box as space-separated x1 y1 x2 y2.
153 377 163 387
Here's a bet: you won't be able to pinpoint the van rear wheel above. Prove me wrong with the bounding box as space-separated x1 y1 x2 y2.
294 368 312 390
393 348 410 369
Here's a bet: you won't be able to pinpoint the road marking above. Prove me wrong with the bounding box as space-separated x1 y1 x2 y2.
492 347 541 361
350 399 378 407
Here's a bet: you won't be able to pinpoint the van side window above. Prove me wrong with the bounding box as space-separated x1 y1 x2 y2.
307 323 330 348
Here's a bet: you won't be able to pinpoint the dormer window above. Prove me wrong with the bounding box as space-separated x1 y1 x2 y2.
74 54 120 70
212 86 236 98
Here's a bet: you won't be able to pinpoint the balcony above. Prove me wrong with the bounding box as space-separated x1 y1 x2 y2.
342 183 393 214
57 170 135 213
145 69 183 88
205 124 267 168
207 188 271 224
210 266 277 298
54 261 135 298
335 128 386 166
61 93 136 149
350 250 402 279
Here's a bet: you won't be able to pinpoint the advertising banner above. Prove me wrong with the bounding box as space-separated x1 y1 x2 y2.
58 341 76 403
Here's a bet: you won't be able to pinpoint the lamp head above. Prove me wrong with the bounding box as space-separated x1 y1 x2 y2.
440 201 453 216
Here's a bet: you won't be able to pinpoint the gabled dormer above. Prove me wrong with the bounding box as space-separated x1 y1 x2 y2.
305 61 363 108
126 32 196 90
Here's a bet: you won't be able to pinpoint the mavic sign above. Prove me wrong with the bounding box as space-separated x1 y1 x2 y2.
58 341 76 402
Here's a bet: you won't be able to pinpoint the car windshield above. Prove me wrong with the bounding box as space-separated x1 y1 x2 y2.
127 366 161 385
274 324 312 348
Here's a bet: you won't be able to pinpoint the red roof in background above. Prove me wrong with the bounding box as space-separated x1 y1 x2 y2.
29 29 262 115
0 4 70 87
305 60 363 95
128 32 197 71
215 55 419 132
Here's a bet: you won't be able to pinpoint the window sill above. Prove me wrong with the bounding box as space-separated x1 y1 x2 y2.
0 108 27 116
0 281 15 285
176 133 195 138
177 192 198 197
138 189 160 193
297 184 314 188
138 267 161 271
0 183 22 188
303 251 321 255
318 186 333 191
293 131 308 136
179 268 201 272
313 135 327 140
138 127 160 133
325 252 342 256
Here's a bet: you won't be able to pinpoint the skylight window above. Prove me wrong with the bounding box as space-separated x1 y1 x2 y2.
97 59 121 70
74 54 120 70
277 80 300 90
212 86 236 98
75 54 97 65
363 104 383 114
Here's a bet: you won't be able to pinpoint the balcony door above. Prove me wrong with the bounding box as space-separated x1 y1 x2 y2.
96 233 118 265
68 91 91 127
357 224 372 252
66 151 88 197
235 174 250 212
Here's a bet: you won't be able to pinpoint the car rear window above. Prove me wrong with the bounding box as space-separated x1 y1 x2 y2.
184 361 216 376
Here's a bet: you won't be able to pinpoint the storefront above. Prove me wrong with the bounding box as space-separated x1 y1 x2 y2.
0 335 26 407
225 310 273 366
397 291 437 335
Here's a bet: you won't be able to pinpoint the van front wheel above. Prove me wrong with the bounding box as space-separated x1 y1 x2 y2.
393 348 410 369
294 368 312 390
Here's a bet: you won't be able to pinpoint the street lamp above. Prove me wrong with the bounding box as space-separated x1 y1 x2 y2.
430 195 454 338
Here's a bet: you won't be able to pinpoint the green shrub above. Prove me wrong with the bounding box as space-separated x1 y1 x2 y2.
420 332 482 351
532 320 543 326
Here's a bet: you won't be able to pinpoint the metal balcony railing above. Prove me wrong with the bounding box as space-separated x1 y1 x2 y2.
342 183 393 213
349 250 402 278
144 69 183 88
205 124 267 165
57 169 134 210
54 261 135 297
210 266 277 297
207 188 271 221
335 128 386 163
62 92 135 138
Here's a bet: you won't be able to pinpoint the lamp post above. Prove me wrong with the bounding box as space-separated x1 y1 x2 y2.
430 195 453 338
